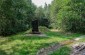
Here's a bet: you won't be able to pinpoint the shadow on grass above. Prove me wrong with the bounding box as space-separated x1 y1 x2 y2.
0 50 7 55
9 35 50 41
6 31 82 44
46 31 82 40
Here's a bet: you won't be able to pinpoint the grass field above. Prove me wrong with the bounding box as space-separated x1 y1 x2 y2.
0 29 82 55
50 46 71 55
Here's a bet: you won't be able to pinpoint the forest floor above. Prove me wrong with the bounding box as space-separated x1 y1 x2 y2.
0 29 84 55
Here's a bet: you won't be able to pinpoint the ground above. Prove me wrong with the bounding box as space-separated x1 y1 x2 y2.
0 29 84 55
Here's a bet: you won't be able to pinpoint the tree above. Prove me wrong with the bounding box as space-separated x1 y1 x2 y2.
34 4 50 28
0 0 36 36
50 0 70 29
50 0 85 32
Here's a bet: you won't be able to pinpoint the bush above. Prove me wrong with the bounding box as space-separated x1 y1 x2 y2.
50 0 85 33
39 26 49 33
0 0 35 36
57 10 85 32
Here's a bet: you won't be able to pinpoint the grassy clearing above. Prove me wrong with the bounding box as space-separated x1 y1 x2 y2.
0 30 82 55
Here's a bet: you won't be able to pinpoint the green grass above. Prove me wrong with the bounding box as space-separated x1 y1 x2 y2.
0 30 82 55
50 46 71 55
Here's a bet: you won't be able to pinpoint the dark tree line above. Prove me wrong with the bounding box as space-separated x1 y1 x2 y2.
1 0 85 36
0 0 50 36
0 0 36 36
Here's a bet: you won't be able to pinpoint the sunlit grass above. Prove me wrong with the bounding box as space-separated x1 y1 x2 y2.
0 30 82 55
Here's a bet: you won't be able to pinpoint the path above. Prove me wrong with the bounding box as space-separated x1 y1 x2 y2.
70 35 85 55
36 35 85 55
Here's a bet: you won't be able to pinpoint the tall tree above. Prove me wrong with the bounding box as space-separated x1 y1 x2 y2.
50 0 85 32
50 0 70 28
0 0 36 36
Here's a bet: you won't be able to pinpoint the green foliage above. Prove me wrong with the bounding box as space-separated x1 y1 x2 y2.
50 0 85 32
0 0 36 36
50 0 70 29
34 4 50 28
39 26 50 33
50 46 71 55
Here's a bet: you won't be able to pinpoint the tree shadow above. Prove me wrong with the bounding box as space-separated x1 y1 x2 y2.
8 32 51 42
46 31 82 40
0 50 7 55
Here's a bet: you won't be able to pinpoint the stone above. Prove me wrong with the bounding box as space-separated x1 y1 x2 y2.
71 43 85 55
31 20 40 34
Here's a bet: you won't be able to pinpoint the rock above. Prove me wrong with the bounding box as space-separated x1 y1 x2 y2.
71 42 85 55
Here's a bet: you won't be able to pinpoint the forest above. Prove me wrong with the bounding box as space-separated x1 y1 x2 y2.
0 0 85 55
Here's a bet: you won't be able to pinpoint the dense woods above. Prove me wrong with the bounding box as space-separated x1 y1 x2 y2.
0 0 85 36
0 0 35 35
50 0 85 32
35 4 50 28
